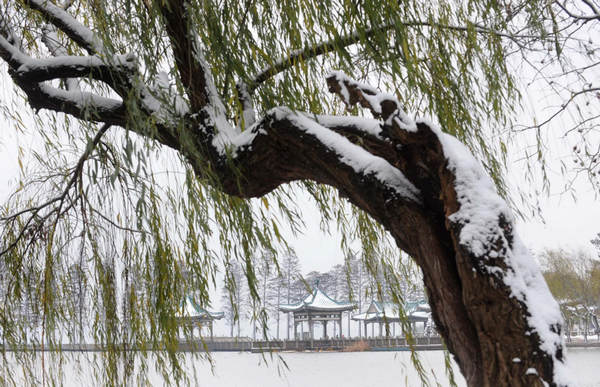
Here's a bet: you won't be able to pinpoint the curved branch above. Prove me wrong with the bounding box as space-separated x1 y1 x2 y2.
24 0 102 54
247 24 395 92
325 72 570 386
248 20 544 94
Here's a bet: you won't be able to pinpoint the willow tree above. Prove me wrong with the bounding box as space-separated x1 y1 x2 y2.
0 0 586 386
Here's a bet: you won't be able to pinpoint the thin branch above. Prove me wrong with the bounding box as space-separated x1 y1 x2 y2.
580 0 600 19
248 20 546 94
556 1 600 22
524 87 600 131
248 24 395 93
0 124 111 257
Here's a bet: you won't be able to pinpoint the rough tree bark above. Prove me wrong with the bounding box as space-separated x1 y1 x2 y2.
0 1 570 386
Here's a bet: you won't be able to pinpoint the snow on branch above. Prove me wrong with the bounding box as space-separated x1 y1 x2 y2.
1 10 180 128
310 114 384 139
0 30 30 70
326 71 416 132
0 30 127 122
13 54 136 85
24 0 102 54
41 25 80 91
33 83 125 123
433 123 572 385
326 71 571 385
272 108 421 203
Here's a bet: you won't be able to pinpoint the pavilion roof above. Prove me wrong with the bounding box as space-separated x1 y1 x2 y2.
279 286 356 312
177 295 224 320
352 300 430 322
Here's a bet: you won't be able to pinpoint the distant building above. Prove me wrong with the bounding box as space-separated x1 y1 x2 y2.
176 295 224 339
279 283 356 340
352 300 432 338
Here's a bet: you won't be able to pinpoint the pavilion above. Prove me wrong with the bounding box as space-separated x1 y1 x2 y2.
279 284 356 340
352 300 431 337
176 295 224 339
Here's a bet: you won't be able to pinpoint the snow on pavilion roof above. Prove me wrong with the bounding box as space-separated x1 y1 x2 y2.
352 300 430 322
279 286 356 312
176 295 224 320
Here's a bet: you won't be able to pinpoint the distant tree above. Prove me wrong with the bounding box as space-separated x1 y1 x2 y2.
303 270 321 290
348 254 367 314
541 249 600 307
267 270 283 339
245 251 274 340
279 251 301 339
67 262 88 343
221 260 245 337
541 249 600 340
327 263 347 337
592 233 600 259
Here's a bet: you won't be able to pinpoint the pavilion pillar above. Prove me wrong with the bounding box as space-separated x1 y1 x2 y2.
348 311 351 338
393 322 396 337
323 320 328 339
379 322 382 337
364 321 367 338
333 318 336 337
294 320 298 340
210 321 214 339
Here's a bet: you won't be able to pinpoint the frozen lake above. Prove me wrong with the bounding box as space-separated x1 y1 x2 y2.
181 348 600 387
5 347 600 386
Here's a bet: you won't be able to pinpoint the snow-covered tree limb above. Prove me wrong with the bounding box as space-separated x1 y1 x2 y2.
24 0 103 54
13 54 136 86
327 71 571 386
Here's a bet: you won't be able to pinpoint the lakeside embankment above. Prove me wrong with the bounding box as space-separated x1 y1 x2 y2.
4 336 600 352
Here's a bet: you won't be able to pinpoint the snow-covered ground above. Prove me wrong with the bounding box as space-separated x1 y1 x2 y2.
3 348 599 386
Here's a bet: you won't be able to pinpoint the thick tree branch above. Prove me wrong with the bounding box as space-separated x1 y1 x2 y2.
326 72 570 386
13 54 136 86
23 0 102 54
41 25 80 91
158 0 211 111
